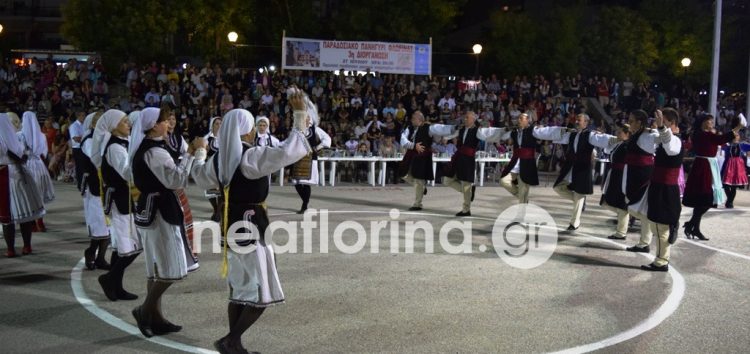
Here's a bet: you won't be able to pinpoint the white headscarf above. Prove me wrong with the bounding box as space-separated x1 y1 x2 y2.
205 116 222 139
128 110 141 125
127 107 160 172
286 87 319 126
91 109 127 168
255 116 270 134
0 113 24 157
218 109 254 185
83 112 96 132
21 111 48 157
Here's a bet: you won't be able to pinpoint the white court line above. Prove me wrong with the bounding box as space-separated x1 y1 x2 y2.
77 211 685 354
549 234 686 354
681 239 750 261
69 259 218 354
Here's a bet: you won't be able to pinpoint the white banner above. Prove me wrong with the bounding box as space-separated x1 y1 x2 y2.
282 37 431 75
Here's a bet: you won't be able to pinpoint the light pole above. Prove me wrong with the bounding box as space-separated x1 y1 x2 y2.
472 44 482 78
227 31 238 64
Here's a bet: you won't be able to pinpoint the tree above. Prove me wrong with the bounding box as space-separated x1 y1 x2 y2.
61 0 179 64
331 0 465 46
582 6 658 82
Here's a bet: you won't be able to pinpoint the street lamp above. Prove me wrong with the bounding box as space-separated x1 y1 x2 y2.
0 24 4 34
269 65 276 72
227 31 238 43
681 57 691 90
472 44 482 78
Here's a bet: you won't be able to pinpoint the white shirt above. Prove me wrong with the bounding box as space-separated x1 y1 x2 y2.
399 124 455 150
143 139 194 190
69 120 85 148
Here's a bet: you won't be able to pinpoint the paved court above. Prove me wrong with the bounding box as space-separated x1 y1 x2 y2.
1 180 749 353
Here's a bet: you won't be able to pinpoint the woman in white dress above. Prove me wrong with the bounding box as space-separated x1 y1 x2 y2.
1 113 45 257
90 109 143 301
21 111 55 232
204 116 222 221
129 107 201 337
80 111 111 270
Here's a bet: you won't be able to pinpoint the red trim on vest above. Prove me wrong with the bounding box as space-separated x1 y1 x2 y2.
651 166 680 185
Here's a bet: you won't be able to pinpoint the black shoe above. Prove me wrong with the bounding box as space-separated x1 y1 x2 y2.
725 203 734 209
152 321 183 335
582 199 586 212
471 186 476 202
641 263 668 272
566 224 578 231
94 259 111 271
214 338 233 354
296 206 308 214
132 307 153 338
682 222 694 239
607 234 626 240
98 274 118 301
455 211 471 217
84 249 96 270
117 289 139 301
408 206 422 211
423 187 427 195
692 230 709 241
626 245 650 253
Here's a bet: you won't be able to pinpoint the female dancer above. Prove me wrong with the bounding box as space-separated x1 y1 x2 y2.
205 116 222 221
682 114 743 240
721 114 749 208
20 111 55 232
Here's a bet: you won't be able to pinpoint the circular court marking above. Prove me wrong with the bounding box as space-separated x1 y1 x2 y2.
71 210 685 353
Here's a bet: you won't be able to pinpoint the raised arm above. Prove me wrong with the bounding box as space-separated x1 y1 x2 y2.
532 126 567 141
240 130 313 179
588 132 618 150
145 147 194 190
191 154 220 190
428 124 455 137
476 127 510 143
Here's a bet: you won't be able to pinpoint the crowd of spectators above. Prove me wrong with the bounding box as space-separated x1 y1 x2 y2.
1 57 747 184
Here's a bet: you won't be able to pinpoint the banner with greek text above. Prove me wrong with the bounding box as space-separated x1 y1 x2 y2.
282 37 431 75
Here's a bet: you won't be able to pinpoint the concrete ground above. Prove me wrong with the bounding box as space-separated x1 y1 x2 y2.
1 179 749 353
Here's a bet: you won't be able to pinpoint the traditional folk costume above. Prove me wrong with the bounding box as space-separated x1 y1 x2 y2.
625 126 683 271
70 114 88 189
166 127 198 267
204 116 223 222
130 107 198 282
21 111 55 232
191 108 311 353
721 114 749 208
442 123 502 216
254 116 280 148
289 93 331 214
1 113 45 257
480 125 566 206
130 107 195 338
682 115 743 240
590 135 630 239
91 109 143 301
399 122 455 210
80 112 112 270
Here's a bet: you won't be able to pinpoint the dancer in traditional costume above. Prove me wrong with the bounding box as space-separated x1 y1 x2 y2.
205 116 222 222
399 111 455 211
80 111 112 270
721 114 749 208
91 109 143 301
589 124 631 239
254 116 280 148
682 114 743 240
191 103 312 354
288 89 331 214
165 108 199 267
130 107 201 337
20 111 54 232
1 113 45 257
624 109 684 271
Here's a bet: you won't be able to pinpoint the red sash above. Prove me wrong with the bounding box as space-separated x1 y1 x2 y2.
625 154 654 166
457 146 477 157
514 147 535 159
651 166 680 185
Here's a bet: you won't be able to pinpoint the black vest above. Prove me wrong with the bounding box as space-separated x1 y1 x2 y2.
456 126 480 149
625 129 655 205
502 126 539 186
408 124 433 149
132 139 183 226
648 143 684 225
306 125 321 159
255 134 274 147
207 136 219 158
213 144 270 246
554 129 594 194
78 132 101 196
166 132 184 162
511 127 538 150
101 136 131 215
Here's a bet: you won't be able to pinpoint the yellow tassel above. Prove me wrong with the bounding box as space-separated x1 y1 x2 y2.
221 185 230 278
97 169 110 226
